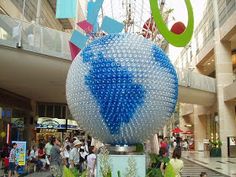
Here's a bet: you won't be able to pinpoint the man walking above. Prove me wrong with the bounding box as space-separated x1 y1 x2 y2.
50 137 62 177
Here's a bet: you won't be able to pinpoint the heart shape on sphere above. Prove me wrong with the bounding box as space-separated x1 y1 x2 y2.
66 33 178 145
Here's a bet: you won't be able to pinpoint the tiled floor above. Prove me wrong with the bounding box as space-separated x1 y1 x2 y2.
182 158 228 177
182 151 236 177
24 171 51 177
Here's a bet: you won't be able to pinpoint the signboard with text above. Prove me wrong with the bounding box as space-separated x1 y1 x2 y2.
12 141 26 166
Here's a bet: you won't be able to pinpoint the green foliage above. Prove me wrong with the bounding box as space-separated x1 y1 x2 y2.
63 166 87 177
146 153 171 177
146 168 163 177
63 166 76 177
136 143 144 152
117 170 121 177
148 153 161 165
79 170 88 177
210 139 222 149
164 163 176 177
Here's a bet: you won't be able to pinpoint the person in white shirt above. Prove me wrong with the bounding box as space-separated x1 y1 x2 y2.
69 140 82 170
182 139 189 151
29 145 37 162
169 147 184 177
62 145 71 168
45 139 53 158
87 146 97 177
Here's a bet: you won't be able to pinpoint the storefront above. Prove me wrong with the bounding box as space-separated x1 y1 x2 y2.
0 89 32 148
36 117 81 144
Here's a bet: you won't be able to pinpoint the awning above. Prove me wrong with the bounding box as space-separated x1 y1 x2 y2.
172 127 184 134
183 130 193 134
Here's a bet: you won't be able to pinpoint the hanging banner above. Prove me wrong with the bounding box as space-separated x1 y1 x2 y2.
12 141 27 166
56 0 77 19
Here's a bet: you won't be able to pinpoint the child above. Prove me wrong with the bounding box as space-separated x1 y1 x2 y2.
8 143 18 177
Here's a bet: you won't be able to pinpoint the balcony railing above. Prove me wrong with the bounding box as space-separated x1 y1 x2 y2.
176 68 216 93
0 14 71 60
0 14 216 93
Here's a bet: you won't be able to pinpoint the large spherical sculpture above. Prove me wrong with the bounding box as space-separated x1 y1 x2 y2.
66 34 178 145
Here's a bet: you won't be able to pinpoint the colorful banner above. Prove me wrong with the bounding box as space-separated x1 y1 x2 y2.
101 16 124 33
12 141 27 166
56 0 77 19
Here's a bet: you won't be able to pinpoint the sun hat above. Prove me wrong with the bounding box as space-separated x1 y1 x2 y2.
74 140 82 146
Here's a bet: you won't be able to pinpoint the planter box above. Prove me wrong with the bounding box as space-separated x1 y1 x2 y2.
210 148 222 157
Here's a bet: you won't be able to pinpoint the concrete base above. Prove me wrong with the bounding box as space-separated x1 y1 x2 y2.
96 154 146 177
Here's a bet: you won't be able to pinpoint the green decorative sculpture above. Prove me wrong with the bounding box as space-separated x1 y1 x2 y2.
149 0 194 47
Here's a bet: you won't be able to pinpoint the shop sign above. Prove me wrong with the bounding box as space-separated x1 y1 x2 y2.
11 118 24 128
67 119 80 129
36 117 66 129
36 117 80 130
229 137 236 146
12 141 27 166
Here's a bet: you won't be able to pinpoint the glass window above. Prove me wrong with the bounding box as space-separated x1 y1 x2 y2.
62 106 66 118
38 104 45 117
54 105 61 118
46 105 53 117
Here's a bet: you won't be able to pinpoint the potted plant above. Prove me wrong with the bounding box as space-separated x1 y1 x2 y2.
209 139 222 157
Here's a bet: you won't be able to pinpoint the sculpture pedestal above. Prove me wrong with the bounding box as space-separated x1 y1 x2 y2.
96 154 146 177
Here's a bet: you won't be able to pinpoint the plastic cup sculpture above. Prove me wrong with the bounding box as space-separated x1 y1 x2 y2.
66 33 178 145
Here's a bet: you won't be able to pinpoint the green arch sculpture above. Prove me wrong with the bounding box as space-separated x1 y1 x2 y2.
149 0 194 47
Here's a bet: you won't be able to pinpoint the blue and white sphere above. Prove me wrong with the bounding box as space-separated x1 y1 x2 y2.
66 34 178 145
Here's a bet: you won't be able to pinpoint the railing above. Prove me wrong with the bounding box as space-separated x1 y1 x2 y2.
0 14 71 60
0 14 216 93
176 68 216 93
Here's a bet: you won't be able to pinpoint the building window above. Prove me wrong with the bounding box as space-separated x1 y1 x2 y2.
38 104 46 117
36 103 70 119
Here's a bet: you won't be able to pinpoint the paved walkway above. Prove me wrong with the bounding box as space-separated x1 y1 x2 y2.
24 171 51 177
182 158 228 177
182 151 236 177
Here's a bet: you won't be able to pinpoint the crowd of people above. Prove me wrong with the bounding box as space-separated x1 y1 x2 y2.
0 134 208 177
152 135 207 177
0 136 97 177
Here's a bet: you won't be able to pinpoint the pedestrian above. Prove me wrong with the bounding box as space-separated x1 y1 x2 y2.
64 137 71 148
182 139 189 151
45 137 53 158
169 147 184 177
28 145 38 172
157 147 168 174
87 146 97 177
50 137 63 177
200 172 207 177
62 145 71 168
37 144 46 170
8 143 18 177
69 140 82 171
173 140 177 149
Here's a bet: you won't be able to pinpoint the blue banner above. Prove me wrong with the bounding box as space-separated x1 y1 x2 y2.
101 16 124 33
56 0 76 19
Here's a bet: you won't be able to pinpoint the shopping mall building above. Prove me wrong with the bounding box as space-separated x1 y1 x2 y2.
0 0 236 157
0 0 87 147
164 0 236 157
